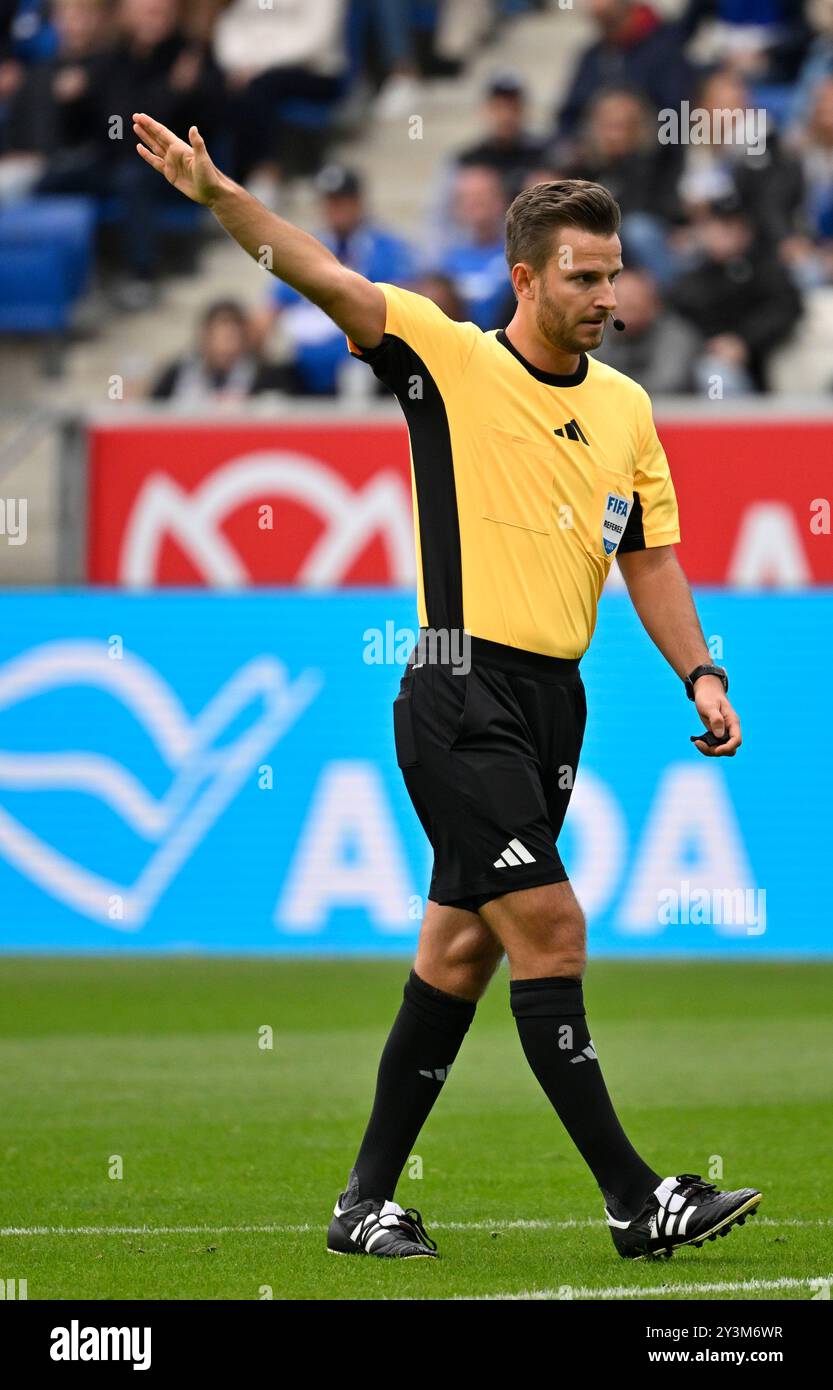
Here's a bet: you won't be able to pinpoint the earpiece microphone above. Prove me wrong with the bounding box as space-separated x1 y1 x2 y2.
612 317 626 331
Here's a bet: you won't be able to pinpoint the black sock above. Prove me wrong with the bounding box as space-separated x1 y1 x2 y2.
348 970 476 1203
510 976 660 1216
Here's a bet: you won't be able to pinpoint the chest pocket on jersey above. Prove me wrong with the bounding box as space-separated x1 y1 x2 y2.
579 464 634 560
478 425 557 535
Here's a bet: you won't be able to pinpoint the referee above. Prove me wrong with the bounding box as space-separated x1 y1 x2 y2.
134 116 762 1262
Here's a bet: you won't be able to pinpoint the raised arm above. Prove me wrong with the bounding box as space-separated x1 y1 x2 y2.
133 114 386 349
617 545 742 758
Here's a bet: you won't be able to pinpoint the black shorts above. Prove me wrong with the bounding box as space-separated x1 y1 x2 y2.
392 633 587 913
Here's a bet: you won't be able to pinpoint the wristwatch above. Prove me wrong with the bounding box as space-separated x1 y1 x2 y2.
685 664 729 701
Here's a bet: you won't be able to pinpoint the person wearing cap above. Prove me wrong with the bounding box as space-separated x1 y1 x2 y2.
424 70 551 262
456 71 551 195
251 163 416 395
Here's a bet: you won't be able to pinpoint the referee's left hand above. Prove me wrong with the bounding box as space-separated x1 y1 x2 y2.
693 678 742 757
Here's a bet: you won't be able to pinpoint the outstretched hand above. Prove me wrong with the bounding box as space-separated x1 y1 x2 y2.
133 112 224 207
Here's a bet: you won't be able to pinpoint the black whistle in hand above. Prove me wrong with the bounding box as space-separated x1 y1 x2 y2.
690 729 732 748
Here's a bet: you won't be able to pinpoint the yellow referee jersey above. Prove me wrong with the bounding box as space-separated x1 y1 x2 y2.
350 283 680 660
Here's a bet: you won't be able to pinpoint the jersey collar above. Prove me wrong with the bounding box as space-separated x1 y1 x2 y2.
496 329 589 387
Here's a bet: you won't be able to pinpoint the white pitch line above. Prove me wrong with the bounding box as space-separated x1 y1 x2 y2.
0 1217 829 1238
0 1220 583 1238
465 1275 833 1301
0 1224 319 1237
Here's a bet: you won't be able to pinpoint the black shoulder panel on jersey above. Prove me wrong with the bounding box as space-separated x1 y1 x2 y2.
617 490 646 553
358 332 464 633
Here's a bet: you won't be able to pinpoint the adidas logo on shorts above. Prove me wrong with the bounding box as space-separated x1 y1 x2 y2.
494 837 536 869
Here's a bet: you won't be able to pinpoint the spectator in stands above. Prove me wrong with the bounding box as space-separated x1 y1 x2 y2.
252 163 416 396
0 2 26 142
674 67 805 252
1 0 111 192
151 298 289 402
26 0 221 309
1 0 56 69
667 197 803 393
436 163 510 329
789 0 833 130
101 0 221 152
432 0 498 74
0 0 58 165
590 268 700 392
408 270 468 323
573 87 677 214
456 71 550 197
680 0 811 89
570 86 682 285
364 0 423 120
213 0 347 201
178 0 227 44
782 75 833 285
554 0 694 151
425 70 549 257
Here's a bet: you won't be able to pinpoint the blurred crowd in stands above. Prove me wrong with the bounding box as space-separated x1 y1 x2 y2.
2 0 833 395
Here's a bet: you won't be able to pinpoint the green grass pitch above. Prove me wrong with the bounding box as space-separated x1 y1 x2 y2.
1 956 830 1301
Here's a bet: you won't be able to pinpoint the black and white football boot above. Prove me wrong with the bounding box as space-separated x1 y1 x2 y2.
327 1183 438 1259
605 1173 762 1260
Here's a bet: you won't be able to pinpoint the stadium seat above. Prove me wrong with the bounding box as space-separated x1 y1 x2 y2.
96 195 205 235
0 245 71 333
0 196 95 334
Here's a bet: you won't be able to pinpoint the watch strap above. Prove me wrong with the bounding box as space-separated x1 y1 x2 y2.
685 664 729 700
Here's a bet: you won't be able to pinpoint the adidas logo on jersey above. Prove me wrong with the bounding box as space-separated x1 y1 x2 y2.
570 1040 598 1063
493 837 536 868
553 418 588 445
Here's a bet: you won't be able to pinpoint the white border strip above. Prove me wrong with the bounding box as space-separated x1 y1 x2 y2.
76 396 833 427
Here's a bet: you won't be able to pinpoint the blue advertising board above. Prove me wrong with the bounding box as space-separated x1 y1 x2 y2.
0 590 828 955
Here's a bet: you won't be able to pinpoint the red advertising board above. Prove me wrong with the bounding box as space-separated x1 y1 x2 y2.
659 419 832 587
87 421 415 587
87 416 832 587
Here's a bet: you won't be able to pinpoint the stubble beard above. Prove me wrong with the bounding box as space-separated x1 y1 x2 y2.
536 282 604 356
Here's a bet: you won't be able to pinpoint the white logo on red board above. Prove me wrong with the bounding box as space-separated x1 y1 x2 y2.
119 450 414 587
